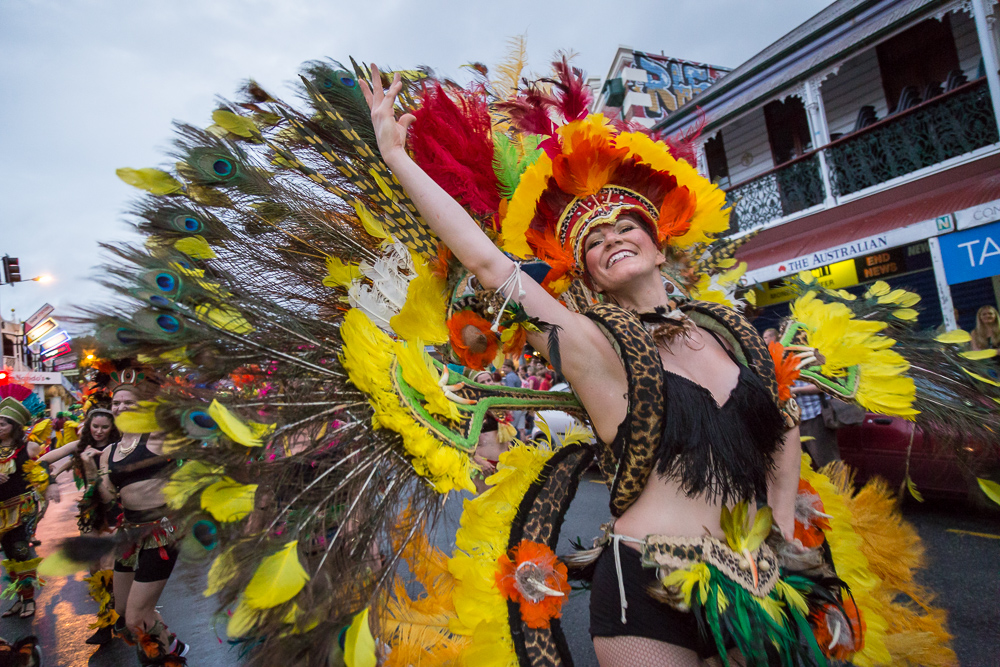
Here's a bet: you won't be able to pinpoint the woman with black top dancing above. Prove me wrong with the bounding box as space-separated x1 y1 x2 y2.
0 398 47 620
95 372 188 664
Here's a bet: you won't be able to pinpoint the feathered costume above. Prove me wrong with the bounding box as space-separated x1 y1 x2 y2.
0 392 49 609
74 51 990 666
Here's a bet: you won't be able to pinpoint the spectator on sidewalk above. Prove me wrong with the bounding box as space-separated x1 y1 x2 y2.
792 380 840 468
502 360 527 440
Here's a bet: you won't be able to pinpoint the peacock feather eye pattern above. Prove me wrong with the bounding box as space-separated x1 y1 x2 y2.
180 146 247 186
156 314 180 333
181 409 219 439
139 269 183 297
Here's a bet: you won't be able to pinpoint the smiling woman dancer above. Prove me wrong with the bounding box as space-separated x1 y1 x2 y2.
38 406 122 645
361 64 827 666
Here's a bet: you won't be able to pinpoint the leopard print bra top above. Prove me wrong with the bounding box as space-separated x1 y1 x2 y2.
584 301 786 517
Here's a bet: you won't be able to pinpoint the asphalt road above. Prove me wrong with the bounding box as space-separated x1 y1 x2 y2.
8 471 998 666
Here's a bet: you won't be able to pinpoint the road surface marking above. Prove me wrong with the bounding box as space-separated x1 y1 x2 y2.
946 529 1000 540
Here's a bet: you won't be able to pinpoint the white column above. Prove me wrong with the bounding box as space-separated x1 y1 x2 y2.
972 0 1000 132
928 236 958 330
802 79 836 206
693 137 709 178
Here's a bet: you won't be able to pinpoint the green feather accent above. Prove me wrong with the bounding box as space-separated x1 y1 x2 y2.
492 133 542 199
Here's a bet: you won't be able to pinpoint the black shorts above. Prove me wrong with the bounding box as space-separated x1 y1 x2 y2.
114 541 179 583
589 542 723 659
113 507 179 583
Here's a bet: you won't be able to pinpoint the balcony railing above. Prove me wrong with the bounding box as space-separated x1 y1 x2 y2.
722 78 998 234
725 152 826 234
826 78 998 197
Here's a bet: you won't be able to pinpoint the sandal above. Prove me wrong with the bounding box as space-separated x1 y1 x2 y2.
19 600 35 618
1 601 23 618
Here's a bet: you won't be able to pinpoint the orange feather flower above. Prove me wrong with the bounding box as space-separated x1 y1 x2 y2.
769 341 801 402
495 540 571 629
793 478 831 549
811 596 866 660
447 310 498 370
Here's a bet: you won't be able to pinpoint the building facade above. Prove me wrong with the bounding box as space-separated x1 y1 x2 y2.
592 47 729 129
653 0 1000 333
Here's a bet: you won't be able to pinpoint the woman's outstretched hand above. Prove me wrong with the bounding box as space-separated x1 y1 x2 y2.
359 63 415 162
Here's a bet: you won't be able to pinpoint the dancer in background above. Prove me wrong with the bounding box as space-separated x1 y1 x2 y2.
37 407 122 645
95 372 187 665
0 397 48 619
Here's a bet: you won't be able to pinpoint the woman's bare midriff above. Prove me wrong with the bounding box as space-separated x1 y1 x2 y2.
119 478 167 512
589 324 752 546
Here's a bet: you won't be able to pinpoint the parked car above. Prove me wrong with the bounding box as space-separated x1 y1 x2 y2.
837 413 997 502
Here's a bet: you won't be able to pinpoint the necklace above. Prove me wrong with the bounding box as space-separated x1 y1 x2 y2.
117 435 141 458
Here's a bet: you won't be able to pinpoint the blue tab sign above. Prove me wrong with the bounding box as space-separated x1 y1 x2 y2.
939 219 1000 285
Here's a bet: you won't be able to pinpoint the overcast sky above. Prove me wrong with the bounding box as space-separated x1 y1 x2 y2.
0 0 833 327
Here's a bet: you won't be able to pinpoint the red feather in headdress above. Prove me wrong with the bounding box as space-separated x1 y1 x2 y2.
546 58 592 123
497 87 558 138
408 84 500 217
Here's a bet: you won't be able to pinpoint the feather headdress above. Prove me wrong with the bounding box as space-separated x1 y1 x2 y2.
494 62 731 292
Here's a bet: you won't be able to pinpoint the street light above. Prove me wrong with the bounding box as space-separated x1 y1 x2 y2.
30 275 53 284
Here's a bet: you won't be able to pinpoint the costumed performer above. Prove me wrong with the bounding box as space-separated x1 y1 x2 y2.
0 398 49 619
37 406 122 645
361 65 844 666
95 370 187 665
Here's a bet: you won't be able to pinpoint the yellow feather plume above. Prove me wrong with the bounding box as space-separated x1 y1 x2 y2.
208 399 272 447
391 254 448 344
173 235 217 260
165 460 224 510
501 153 552 258
200 478 257 522
244 540 310 610
791 292 917 418
803 457 956 666
341 308 473 493
114 401 161 433
116 167 183 195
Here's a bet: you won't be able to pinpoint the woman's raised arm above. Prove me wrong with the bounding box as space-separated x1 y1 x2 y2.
361 65 518 289
359 67 606 353
359 66 628 438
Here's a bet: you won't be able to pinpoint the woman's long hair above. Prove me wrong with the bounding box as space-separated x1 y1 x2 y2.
971 305 1000 351
77 410 120 450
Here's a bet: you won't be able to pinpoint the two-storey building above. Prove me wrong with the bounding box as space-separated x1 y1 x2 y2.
653 0 1000 333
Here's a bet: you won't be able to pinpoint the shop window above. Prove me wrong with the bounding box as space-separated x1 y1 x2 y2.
876 16 959 113
763 96 812 165
704 132 729 187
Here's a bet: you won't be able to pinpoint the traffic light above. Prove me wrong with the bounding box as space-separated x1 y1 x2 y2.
0 370 8 385
2 256 21 284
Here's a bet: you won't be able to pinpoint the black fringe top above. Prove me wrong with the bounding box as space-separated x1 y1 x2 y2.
655 343 786 505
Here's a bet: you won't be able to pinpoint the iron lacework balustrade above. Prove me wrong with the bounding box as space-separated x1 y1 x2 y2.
826 78 998 197
725 152 826 234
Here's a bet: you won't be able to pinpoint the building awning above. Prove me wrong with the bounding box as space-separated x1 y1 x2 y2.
738 152 1000 281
